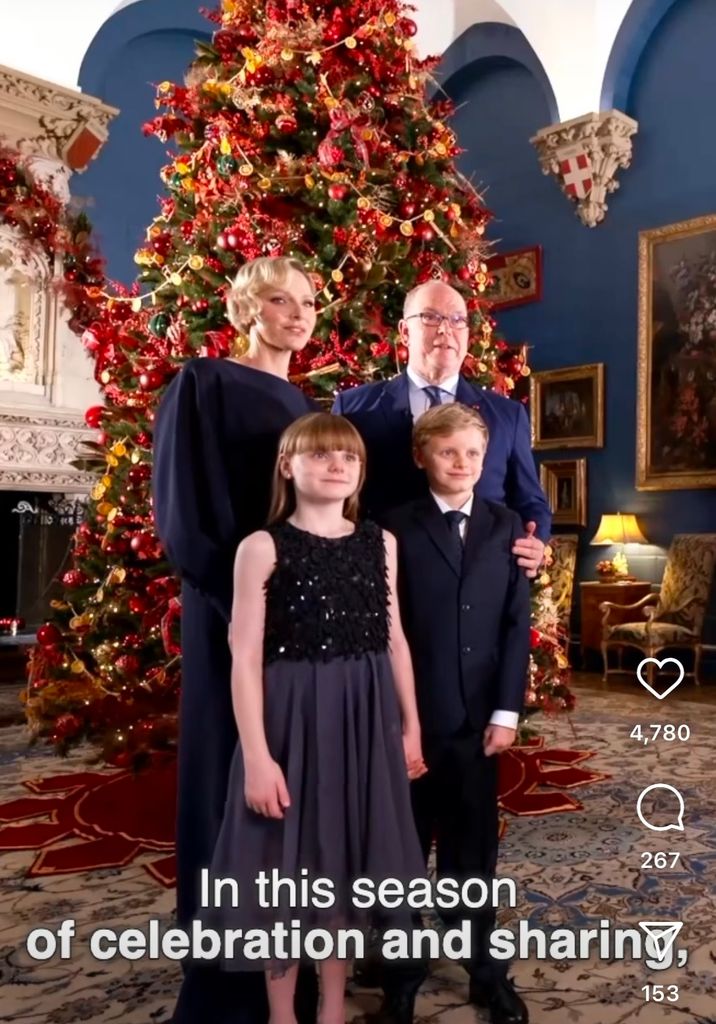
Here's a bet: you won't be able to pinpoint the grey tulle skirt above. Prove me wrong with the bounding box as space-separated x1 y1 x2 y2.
207 652 426 972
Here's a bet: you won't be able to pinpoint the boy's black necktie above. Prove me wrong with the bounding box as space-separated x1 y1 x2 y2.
444 510 467 562
423 385 444 407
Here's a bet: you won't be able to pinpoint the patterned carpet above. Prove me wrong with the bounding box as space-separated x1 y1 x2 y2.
0 689 714 1024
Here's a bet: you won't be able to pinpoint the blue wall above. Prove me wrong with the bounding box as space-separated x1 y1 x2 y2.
443 0 716 603
73 1 209 283
72 0 714 634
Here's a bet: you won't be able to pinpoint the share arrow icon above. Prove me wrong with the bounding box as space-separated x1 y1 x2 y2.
639 921 683 962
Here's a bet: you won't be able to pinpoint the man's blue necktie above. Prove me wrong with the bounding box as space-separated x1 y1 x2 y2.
423 385 443 408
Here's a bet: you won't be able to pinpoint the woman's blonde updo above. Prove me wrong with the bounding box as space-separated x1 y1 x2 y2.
225 256 315 353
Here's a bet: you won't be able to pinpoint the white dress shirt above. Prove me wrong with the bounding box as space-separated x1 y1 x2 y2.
407 366 460 421
430 490 519 733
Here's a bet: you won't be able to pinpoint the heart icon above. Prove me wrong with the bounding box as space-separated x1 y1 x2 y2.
636 657 686 700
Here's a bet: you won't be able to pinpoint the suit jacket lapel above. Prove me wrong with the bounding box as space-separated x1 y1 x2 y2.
412 496 462 577
381 373 412 418
463 497 497 571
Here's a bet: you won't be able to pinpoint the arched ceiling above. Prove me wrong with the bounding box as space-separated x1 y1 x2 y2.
0 0 656 124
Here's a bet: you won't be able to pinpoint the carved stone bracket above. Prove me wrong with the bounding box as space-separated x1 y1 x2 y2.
0 63 118 176
530 110 638 228
0 408 96 492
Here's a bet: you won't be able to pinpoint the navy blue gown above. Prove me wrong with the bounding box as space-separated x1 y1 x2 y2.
152 358 317 1024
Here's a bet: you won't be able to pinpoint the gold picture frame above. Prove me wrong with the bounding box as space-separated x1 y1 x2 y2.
637 213 716 490
540 458 587 526
530 364 604 449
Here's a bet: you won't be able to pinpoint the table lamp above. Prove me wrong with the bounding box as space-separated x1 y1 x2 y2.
590 513 648 578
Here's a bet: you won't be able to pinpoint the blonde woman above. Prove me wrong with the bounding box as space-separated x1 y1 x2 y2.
153 256 319 1024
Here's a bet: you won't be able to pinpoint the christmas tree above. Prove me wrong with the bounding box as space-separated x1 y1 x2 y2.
26 0 572 763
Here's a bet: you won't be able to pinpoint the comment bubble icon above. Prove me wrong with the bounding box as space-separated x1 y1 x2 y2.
636 784 685 832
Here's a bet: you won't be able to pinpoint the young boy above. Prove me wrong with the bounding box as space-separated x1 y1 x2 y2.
382 403 531 1024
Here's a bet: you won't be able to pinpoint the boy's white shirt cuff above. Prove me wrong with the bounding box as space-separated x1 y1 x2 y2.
489 710 519 730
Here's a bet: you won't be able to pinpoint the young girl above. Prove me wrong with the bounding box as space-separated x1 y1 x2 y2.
210 412 427 1024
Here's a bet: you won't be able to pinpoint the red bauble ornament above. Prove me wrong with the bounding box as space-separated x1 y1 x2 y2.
138 369 164 390
84 405 104 429
128 594 148 615
225 232 239 250
62 569 86 588
216 232 228 249
400 18 418 37
530 628 542 649
248 65 274 86
416 224 435 242
130 532 156 556
457 266 471 281
399 200 416 218
116 653 141 677
275 113 297 134
37 623 62 646
328 183 349 201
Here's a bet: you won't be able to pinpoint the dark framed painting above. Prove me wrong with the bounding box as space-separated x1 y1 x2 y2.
487 246 542 310
540 458 587 526
637 213 716 490
530 363 604 450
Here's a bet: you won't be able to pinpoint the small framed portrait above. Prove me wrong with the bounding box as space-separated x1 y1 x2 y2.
530 363 604 449
487 246 542 310
540 458 587 526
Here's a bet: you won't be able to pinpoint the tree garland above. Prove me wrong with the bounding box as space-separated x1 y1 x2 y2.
0 147 104 333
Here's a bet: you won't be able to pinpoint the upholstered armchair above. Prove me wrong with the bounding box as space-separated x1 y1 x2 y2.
547 534 579 642
600 533 716 684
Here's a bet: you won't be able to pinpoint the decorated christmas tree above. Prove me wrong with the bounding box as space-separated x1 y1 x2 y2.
25 0 572 763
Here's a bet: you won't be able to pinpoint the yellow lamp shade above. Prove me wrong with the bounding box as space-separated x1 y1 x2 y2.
590 513 648 546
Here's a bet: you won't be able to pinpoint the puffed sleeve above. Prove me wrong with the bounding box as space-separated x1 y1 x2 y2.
152 361 237 622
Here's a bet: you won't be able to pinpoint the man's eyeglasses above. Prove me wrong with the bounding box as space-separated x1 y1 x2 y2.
405 311 470 330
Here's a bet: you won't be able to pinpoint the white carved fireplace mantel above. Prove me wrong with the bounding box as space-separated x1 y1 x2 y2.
0 409 99 492
0 64 117 494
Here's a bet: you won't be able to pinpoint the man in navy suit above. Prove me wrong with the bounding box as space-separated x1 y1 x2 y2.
383 403 531 1024
332 279 550 573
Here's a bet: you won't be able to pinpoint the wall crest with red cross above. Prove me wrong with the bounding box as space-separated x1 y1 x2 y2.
531 110 638 227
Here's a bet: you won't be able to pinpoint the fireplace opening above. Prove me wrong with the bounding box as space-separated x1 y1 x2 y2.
0 492 85 631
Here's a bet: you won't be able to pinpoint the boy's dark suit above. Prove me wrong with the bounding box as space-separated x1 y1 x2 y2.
383 494 531 993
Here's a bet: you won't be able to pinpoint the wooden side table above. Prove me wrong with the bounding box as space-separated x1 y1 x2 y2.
579 580 653 658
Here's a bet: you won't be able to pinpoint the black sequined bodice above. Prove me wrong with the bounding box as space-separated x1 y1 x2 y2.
264 520 389 664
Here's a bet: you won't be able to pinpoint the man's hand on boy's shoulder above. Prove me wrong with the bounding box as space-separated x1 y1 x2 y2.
483 724 517 757
512 519 545 578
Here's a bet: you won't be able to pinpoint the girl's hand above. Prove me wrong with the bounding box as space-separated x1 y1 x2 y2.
403 725 427 781
244 758 291 818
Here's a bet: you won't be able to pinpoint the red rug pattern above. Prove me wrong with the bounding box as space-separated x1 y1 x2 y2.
0 741 607 887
